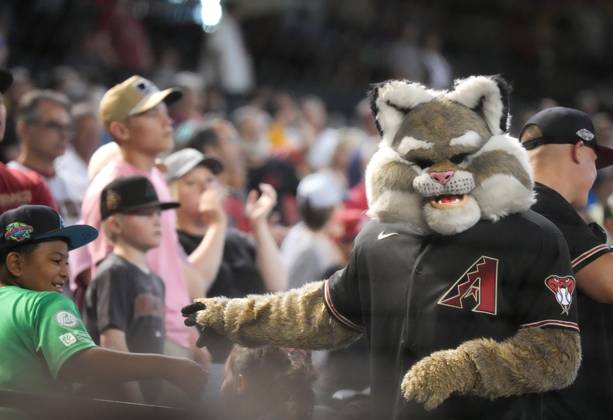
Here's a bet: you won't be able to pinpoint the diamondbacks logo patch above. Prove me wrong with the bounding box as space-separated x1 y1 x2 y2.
438 256 499 315
545 276 575 315
4 222 33 242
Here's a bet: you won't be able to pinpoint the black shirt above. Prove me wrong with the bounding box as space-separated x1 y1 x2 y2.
325 212 578 420
177 228 266 299
532 182 613 420
85 253 165 354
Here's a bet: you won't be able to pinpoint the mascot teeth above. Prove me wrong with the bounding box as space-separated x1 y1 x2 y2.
431 194 466 208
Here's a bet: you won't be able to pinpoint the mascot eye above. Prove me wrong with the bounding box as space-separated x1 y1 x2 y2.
413 158 434 169
450 153 470 164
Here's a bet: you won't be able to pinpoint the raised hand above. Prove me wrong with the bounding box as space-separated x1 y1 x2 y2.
198 184 227 226
245 183 277 226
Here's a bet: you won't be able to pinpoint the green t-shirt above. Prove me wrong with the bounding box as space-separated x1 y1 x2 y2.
0 285 96 392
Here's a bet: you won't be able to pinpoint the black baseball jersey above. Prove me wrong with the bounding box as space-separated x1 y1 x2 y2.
324 211 578 420
533 182 613 420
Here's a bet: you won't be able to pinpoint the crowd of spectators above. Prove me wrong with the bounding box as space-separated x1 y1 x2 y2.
2 1 613 419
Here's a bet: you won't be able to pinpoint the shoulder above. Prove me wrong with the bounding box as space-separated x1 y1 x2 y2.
532 183 578 223
94 254 131 280
354 219 423 252
32 291 80 316
84 159 126 200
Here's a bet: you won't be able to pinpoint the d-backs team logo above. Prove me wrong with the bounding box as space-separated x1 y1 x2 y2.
4 222 33 242
545 276 576 315
438 256 499 315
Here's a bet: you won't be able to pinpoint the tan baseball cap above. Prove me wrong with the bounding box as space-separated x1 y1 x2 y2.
99 75 183 126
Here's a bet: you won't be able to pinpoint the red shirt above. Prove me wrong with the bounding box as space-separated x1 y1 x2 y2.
0 162 57 213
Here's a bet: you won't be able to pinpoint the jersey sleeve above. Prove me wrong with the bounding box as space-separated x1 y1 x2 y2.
93 266 134 333
323 248 365 333
34 293 96 379
567 222 612 273
516 226 579 333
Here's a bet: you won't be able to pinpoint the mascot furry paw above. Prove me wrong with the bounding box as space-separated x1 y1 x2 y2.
183 76 581 419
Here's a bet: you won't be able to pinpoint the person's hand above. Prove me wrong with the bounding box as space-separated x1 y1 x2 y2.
163 357 208 401
245 183 277 226
198 184 227 226
401 349 477 410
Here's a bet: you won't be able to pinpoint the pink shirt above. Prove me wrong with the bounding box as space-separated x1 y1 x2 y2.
81 159 191 348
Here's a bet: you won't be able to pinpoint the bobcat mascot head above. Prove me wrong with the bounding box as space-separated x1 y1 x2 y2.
365 75 535 235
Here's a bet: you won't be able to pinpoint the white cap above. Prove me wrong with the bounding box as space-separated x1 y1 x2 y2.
297 172 344 209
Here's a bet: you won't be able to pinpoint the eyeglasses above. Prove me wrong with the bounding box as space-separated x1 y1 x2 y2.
29 120 74 136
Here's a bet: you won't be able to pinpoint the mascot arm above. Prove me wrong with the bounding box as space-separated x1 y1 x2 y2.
402 327 581 410
183 281 361 349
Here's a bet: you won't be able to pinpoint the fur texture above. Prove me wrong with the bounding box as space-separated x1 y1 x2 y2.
402 328 581 410
366 76 533 235
193 281 360 349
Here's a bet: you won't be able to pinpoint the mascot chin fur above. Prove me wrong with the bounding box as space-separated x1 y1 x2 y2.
183 76 581 419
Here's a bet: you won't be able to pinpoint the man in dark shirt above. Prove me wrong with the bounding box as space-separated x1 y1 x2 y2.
520 107 613 419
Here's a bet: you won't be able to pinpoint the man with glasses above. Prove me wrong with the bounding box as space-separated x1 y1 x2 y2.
0 68 57 213
9 90 81 225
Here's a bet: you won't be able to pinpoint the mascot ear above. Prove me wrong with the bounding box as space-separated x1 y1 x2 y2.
447 75 511 135
370 80 436 144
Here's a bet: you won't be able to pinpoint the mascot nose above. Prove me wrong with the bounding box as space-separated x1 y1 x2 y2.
430 171 454 185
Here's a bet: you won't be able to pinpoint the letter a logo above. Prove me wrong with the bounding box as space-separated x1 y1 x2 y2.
437 256 499 315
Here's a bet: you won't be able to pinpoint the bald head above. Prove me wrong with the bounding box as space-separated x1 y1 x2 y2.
521 124 597 208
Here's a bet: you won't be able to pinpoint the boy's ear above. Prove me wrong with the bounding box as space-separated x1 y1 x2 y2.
5 252 24 278
104 215 122 236
107 121 129 143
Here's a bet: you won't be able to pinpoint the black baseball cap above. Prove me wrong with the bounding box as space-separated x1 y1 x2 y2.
100 175 180 220
520 106 613 169
0 205 98 252
0 68 12 94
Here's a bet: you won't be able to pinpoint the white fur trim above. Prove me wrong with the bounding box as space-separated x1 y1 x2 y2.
375 80 438 143
472 174 536 221
447 76 504 135
473 134 534 182
365 144 409 204
367 190 429 234
423 196 481 235
397 136 433 155
449 130 482 148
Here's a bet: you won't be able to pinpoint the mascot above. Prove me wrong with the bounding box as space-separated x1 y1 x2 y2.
183 76 581 419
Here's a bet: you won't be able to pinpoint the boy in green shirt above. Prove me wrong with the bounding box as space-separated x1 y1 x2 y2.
0 204 206 400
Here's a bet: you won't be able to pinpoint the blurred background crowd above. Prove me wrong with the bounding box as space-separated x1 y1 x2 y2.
3 0 613 418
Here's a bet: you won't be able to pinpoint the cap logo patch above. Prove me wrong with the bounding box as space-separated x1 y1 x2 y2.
4 222 33 242
106 190 121 211
576 128 594 142
134 79 156 96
